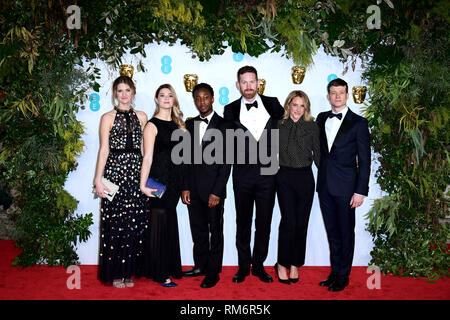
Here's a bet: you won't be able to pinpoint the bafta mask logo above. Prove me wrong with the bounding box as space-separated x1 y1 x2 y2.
352 86 367 104
119 65 134 78
258 79 266 95
291 66 306 84
184 74 198 92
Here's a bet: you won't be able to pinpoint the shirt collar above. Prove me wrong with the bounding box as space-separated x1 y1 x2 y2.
331 106 348 120
200 111 215 122
241 94 261 106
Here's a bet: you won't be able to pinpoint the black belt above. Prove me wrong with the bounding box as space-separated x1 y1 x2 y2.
109 149 141 153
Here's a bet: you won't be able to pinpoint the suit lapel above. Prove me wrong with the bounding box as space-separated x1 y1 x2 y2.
319 111 331 154
201 112 218 146
331 108 355 152
259 95 273 116
232 99 241 122
229 98 251 131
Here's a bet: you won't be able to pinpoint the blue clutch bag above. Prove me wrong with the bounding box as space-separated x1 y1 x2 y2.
146 178 167 198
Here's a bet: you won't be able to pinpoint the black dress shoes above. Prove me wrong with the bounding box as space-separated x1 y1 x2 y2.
183 267 205 277
328 276 349 292
232 270 249 283
201 274 220 288
274 263 290 285
252 268 274 283
319 272 338 287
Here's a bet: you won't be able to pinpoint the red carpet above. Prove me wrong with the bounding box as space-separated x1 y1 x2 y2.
0 240 448 300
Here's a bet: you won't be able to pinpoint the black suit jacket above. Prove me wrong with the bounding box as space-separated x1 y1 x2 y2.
316 108 371 197
223 95 284 174
182 112 232 202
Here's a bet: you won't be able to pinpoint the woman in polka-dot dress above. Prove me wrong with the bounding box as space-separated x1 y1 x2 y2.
94 76 148 288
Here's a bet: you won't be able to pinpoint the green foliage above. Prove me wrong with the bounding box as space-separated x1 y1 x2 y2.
0 106 94 266
337 0 450 280
272 0 319 65
0 1 95 266
0 88 93 266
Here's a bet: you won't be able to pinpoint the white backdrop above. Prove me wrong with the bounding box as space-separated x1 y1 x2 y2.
65 41 382 266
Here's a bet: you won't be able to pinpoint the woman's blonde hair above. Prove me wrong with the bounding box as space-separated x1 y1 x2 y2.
281 90 314 123
154 84 186 129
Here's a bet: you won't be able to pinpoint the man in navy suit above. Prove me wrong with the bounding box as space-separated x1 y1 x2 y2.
181 83 232 288
316 78 371 292
224 66 284 283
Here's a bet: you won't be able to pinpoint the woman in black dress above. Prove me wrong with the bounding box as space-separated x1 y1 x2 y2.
94 76 148 288
139 84 186 287
274 90 320 284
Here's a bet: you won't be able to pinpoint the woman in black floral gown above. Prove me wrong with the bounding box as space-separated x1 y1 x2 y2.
94 76 148 288
138 84 185 287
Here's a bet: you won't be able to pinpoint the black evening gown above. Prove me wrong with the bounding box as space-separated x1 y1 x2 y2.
138 117 183 282
98 108 147 285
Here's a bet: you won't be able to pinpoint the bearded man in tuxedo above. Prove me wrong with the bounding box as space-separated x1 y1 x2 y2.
223 66 284 283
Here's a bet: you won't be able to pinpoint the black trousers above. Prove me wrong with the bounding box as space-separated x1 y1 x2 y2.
318 186 356 277
187 194 224 275
233 169 276 273
276 165 315 268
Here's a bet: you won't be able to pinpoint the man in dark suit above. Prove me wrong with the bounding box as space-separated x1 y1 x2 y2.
181 83 232 288
224 66 284 283
316 78 371 292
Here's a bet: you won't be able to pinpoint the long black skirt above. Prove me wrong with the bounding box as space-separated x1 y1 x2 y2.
137 192 183 283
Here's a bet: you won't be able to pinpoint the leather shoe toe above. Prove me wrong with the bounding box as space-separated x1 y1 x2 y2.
232 271 248 283
252 269 273 283
201 275 220 288
319 272 338 287
328 277 349 292
183 267 205 277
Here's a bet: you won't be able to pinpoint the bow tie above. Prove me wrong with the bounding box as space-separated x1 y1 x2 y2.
245 101 258 110
199 117 209 124
328 112 342 120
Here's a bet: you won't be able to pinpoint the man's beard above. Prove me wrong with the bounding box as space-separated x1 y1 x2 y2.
242 89 256 99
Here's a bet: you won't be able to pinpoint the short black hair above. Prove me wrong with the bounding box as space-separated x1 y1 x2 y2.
327 78 348 93
192 83 214 98
237 65 258 82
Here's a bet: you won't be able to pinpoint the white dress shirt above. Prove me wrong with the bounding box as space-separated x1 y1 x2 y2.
198 111 215 145
325 106 349 152
239 95 270 141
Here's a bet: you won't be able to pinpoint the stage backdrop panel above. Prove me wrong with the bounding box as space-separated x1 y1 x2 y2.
65 41 382 266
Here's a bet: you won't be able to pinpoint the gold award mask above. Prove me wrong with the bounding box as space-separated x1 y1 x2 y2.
184 74 198 92
352 86 367 104
291 66 306 84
